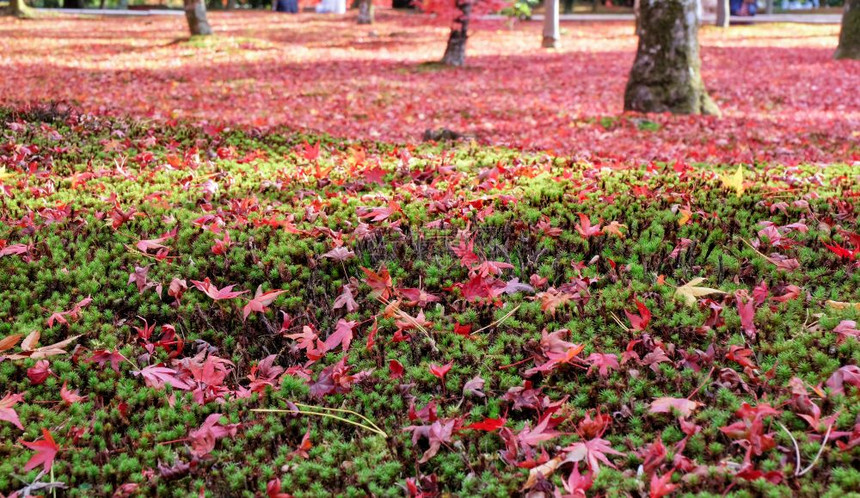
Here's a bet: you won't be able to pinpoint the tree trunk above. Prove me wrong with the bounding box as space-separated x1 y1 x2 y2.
835 0 860 60
63 0 84 8
11 0 34 17
624 0 720 116
441 2 471 66
765 0 773 15
357 0 373 24
542 0 560 48
715 0 729 27
184 0 213 36
634 0 641 35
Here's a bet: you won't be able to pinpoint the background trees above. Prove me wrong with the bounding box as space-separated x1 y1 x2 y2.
417 0 511 66
184 0 213 35
624 0 719 115
835 0 859 58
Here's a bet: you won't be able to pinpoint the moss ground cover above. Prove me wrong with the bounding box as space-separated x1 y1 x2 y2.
1 104 859 497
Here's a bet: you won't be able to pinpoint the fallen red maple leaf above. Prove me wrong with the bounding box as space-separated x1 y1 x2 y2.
0 392 25 429
649 397 703 418
464 416 506 432
191 278 249 301
22 428 59 472
429 361 453 380
324 319 357 353
242 285 286 321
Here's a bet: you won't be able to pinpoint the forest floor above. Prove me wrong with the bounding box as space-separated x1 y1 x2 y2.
1 11 858 166
1 11 859 498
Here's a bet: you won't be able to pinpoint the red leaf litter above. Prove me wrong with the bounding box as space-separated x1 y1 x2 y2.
1 11 857 166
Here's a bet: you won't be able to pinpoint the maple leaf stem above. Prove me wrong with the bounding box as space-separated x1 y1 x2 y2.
252 408 388 437
740 239 780 267
473 304 521 335
777 421 802 475
291 402 386 435
686 367 715 401
798 423 832 477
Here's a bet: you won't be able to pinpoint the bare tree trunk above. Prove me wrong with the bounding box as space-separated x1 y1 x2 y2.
357 0 373 24
715 0 729 27
624 0 719 116
441 1 471 66
184 0 213 36
835 0 860 60
11 0 34 17
634 0 641 34
765 0 773 15
542 0 560 48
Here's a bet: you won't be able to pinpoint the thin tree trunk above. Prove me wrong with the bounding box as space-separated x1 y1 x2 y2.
542 0 560 48
441 1 471 66
184 0 214 36
624 0 719 116
835 0 860 59
11 0 34 17
634 0 641 35
765 0 773 15
357 0 373 24
63 0 84 8
716 0 729 27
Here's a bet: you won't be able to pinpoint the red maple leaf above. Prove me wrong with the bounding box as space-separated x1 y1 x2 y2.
389 359 405 379
429 361 453 380
191 278 249 301
649 397 703 418
22 428 59 472
188 413 239 458
87 349 127 373
403 418 461 463
0 392 25 430
324 319 357 353
624 298 651 331
586 353 619 378
132 364 192 390
575 213 601 239
649 471 678 498
242 285 286 321
361 266 393 300
60 382 86 404
464 417 507 432
562 436 624 474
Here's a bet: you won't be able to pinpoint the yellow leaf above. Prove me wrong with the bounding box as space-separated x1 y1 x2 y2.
674 278 726 307
721 165 744 197
678 208 692 226
826 300 860 311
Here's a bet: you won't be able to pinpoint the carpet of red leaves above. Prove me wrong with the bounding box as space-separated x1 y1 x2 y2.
1 11 858 164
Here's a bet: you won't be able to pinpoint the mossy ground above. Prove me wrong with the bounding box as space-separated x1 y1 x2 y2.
0 104 859 497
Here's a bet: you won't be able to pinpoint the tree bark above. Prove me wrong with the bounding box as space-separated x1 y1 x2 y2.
624 0 719 116
542 0 560 48
835 0 860 60
184 0 214 36
634 0 641 35
11 0 34 17
765 0 773 15
715 0 729 27
357 0 373 24
63 0 84 8
441 1 471 66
